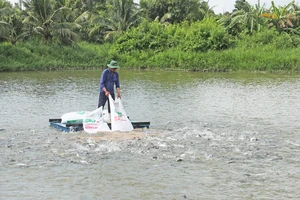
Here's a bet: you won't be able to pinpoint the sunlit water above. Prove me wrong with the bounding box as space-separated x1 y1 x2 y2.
1 70 300 199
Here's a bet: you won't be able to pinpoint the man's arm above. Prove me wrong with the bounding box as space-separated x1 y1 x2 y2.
116 87 121 98
103 86 110 96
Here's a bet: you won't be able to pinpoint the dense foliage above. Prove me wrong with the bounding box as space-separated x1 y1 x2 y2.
115 18 232 53
1 0 300 72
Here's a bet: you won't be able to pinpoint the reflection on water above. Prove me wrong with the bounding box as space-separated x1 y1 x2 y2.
1 70 300 199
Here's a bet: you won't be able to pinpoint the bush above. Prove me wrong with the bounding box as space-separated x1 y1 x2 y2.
114 18 233 53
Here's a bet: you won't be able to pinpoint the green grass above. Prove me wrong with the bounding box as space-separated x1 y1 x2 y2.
1 41 300 72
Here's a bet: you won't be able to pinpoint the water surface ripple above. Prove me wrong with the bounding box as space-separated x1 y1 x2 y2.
1 71 300 199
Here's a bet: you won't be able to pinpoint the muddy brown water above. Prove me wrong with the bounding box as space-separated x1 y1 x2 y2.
1 70 300 199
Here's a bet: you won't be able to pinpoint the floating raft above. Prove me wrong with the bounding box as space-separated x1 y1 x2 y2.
49 119 150 132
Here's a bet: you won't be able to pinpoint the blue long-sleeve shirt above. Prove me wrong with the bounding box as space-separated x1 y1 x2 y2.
99 68 120 94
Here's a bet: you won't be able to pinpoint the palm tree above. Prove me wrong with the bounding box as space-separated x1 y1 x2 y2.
22 0 81 45
88 0 141 42
0 4 25 45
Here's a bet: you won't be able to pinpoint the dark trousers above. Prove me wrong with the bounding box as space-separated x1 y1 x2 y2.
98 92 115 113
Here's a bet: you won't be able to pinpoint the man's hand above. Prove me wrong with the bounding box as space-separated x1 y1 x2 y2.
105 91 110 96
117 92 121 99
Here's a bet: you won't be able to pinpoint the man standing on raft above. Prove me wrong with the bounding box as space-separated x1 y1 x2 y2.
98 60 121 122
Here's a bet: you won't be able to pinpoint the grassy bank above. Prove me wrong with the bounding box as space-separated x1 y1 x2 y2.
1 41 300 72
0 41 115 71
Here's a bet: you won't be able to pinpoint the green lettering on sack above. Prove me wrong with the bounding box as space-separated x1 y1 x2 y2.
84 118 96 123
114 108 122 117
67 120 77 123
66 119 83 124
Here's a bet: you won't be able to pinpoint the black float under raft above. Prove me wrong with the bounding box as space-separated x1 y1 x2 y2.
49 119 150 132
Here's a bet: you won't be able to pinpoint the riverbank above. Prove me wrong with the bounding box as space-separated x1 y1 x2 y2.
1 41 300 72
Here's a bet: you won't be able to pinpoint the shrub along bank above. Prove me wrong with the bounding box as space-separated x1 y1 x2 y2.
1 40 300 73
2 18 300 73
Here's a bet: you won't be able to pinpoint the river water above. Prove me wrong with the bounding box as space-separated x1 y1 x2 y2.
1 70 300 199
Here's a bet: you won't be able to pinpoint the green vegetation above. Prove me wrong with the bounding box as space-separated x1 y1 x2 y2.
1 0 300 72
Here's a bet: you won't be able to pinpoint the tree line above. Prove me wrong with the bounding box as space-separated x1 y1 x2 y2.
0 0 299 47
1 0 300 72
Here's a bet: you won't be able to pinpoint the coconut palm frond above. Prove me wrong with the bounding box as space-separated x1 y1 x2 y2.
0 21 10 39
88 25 102 38
75 11 90 24
33 26 45 35
0 6 13 16
54 22 81 30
